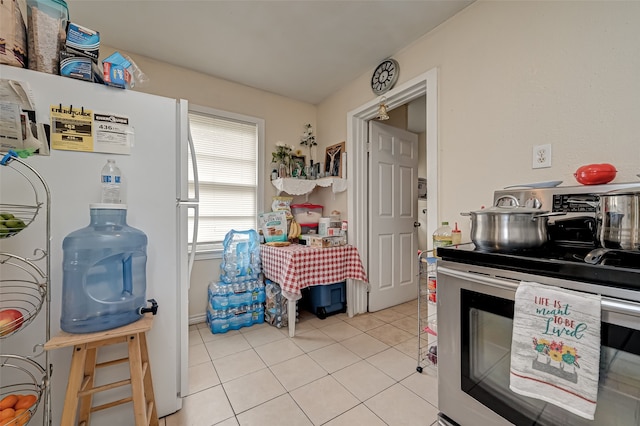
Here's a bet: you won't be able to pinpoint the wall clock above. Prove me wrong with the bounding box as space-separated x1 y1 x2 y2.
370 58 399 95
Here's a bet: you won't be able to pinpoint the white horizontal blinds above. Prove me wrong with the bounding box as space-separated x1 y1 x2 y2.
188 111 258 250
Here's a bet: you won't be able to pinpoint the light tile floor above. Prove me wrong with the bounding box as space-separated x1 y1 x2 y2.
161 299 438 426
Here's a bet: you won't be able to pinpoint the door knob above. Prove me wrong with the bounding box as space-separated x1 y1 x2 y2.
414 222 421 227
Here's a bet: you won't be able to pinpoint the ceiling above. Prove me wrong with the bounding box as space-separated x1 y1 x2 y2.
66 1 473 105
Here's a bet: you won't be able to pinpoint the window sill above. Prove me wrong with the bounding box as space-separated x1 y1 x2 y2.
194 250 222 261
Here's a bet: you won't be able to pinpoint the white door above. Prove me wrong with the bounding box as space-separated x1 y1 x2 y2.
368 121 419 311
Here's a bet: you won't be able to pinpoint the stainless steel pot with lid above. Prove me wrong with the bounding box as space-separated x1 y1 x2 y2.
462 195 564 251
569 187 640 251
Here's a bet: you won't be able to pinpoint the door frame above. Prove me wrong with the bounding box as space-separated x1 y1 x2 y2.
347 68 439 313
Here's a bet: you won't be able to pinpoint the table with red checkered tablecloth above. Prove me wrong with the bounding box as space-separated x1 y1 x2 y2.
260 243 368 336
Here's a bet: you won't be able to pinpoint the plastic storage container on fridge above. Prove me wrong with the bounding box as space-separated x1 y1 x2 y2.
61 204 150 333
27 0 69 74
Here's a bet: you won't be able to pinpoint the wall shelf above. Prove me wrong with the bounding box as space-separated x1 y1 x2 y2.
272 177 347 200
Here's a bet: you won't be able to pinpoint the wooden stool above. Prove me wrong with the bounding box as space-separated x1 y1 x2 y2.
44 314 159 426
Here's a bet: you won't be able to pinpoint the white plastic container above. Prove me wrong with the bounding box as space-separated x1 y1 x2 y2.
291 203 323 225
318 217 331 236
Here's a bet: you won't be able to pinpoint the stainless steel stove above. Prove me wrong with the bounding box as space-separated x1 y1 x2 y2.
435 183 640 426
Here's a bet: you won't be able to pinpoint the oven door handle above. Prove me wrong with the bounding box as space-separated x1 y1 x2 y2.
437 266 640 317
437 266 520 291
601 298 640 317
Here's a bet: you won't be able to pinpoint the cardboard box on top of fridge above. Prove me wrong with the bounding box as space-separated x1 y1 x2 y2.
59 50 104 83
308 235 346 248
65 23 100 61
102 51 133 89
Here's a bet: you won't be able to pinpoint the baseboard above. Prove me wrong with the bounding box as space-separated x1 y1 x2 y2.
189 313 207 326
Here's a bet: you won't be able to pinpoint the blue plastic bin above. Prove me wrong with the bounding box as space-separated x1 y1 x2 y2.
302 282 346 319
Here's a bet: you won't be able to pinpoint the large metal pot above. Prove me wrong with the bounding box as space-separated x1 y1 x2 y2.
569 188 640 250
462 196 563 251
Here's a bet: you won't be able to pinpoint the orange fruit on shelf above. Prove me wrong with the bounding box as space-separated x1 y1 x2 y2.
0 415 16 426
0 395 18 410
13 395 36 411
0 409 15 420
13 409 30 426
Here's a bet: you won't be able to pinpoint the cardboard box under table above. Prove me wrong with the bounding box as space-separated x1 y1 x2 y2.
259 244 368 336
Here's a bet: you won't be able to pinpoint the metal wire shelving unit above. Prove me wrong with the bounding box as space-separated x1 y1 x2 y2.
417 251 438 374
0 153 51 425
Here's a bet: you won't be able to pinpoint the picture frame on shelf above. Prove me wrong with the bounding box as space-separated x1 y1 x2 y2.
290 155 306 177
325 141 345 178
313 162 321 178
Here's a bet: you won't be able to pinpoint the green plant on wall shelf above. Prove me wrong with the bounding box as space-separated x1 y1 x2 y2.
272 141 293 177
300 123 317 163
272 141 293 163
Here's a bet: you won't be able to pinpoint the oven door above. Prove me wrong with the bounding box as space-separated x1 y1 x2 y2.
437 262 640 426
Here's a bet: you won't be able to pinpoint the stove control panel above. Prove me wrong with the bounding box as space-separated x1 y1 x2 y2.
494 182 640 220
552 194 598 213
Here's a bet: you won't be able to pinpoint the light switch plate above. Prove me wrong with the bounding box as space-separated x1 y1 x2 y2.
532 144 552 169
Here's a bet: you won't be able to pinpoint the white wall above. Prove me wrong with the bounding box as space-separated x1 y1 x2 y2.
317 0 640 242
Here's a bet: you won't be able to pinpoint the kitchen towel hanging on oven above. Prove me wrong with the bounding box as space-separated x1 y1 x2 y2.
509 281 601 420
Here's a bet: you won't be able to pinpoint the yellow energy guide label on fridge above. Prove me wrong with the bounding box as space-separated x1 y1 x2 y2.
50 105 94 152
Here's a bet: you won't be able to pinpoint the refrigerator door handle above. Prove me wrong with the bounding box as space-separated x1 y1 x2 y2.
186 203 199 281
186 118 199 203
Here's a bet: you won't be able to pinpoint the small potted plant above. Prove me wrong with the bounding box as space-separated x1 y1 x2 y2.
300 124 317 178
271 142 293 178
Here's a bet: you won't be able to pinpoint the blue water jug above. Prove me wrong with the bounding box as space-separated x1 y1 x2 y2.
61 204 152 333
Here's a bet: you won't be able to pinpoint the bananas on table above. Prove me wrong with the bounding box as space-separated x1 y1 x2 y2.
288 220 302 239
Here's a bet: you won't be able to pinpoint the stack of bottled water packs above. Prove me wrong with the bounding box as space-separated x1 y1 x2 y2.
207 230 265 333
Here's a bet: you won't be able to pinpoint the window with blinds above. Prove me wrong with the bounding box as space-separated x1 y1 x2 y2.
188 106 264 255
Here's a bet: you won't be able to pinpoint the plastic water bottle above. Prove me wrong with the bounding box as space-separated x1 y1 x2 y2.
252 303 265 324
208 308 230 333
220 229 260 283
101 159 122 204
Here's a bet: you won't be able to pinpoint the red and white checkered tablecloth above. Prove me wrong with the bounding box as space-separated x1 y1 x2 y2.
260 244 368 299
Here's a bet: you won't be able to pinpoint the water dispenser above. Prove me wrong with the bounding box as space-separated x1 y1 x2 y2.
61 204 156 333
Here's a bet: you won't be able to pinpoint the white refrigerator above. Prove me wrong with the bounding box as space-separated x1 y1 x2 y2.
0 64 198 424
